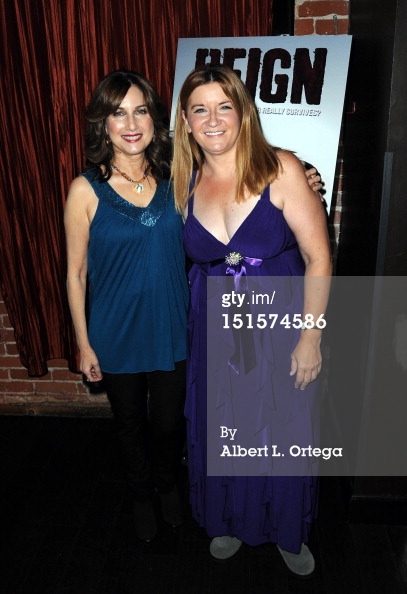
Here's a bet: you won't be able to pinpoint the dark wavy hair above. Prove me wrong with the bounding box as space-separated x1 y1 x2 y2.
85 69 172 183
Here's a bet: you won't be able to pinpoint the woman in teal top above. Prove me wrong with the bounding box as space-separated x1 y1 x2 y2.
84 173 187 373
65 70 188 542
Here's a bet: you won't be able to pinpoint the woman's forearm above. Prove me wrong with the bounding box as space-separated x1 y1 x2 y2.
66 274 92 353
303 264 332 325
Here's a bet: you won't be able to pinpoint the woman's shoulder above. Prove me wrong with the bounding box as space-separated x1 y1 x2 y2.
275 149 305 175
70 164 106 191
66 173 98 210
68 173 93 194
270 150 314 210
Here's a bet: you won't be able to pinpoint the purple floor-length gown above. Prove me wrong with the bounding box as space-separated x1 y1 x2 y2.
183 184 320 553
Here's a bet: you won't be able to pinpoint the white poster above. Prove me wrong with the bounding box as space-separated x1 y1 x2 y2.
170 36 352 211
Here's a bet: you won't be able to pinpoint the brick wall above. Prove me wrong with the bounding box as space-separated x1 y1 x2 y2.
0 297 109 416
295 0 349 35
0 0 350 416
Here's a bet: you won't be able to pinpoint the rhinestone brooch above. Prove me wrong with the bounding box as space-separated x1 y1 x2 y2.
225 252 243 266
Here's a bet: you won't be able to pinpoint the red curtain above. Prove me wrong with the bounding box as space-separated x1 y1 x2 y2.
0 0 273 376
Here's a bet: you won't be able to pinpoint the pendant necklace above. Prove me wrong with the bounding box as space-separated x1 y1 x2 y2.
111 163 150 194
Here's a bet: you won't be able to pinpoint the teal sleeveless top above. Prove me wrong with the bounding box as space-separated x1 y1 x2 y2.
83 172 188 373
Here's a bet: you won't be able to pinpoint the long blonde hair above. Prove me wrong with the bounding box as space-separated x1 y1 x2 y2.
171 64 281 212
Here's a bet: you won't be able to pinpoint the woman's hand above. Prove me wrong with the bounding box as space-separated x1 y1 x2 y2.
305 167 321 190
305 167 325 202
290 331 322 390
80 347 103 382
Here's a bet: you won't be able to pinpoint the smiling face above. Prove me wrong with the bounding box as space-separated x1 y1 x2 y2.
105 85 154 158
182 82 241 158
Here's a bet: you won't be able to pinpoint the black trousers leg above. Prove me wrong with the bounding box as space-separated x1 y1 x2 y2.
103 361 186 499
103 372 152 501
147 360 186 493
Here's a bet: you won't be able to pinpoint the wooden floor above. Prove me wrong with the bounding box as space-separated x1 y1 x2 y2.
1 415 407 594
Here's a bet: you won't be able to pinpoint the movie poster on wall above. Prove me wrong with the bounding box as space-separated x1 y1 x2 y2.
170 35 352 211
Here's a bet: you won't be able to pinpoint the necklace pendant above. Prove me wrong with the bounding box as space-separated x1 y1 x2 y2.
133 182 143 194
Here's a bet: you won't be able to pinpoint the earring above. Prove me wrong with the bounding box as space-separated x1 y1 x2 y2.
105 138 111 145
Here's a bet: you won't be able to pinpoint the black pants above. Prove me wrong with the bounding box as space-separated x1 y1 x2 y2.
103 360 186 501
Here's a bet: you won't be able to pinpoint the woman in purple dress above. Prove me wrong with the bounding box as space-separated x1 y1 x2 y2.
172 65 332 576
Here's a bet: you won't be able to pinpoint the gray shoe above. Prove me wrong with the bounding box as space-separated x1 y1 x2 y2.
210 536 242 560
277 543 315 577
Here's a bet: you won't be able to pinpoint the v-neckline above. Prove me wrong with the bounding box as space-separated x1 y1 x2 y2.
106 180 157 211
189 195 264 247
